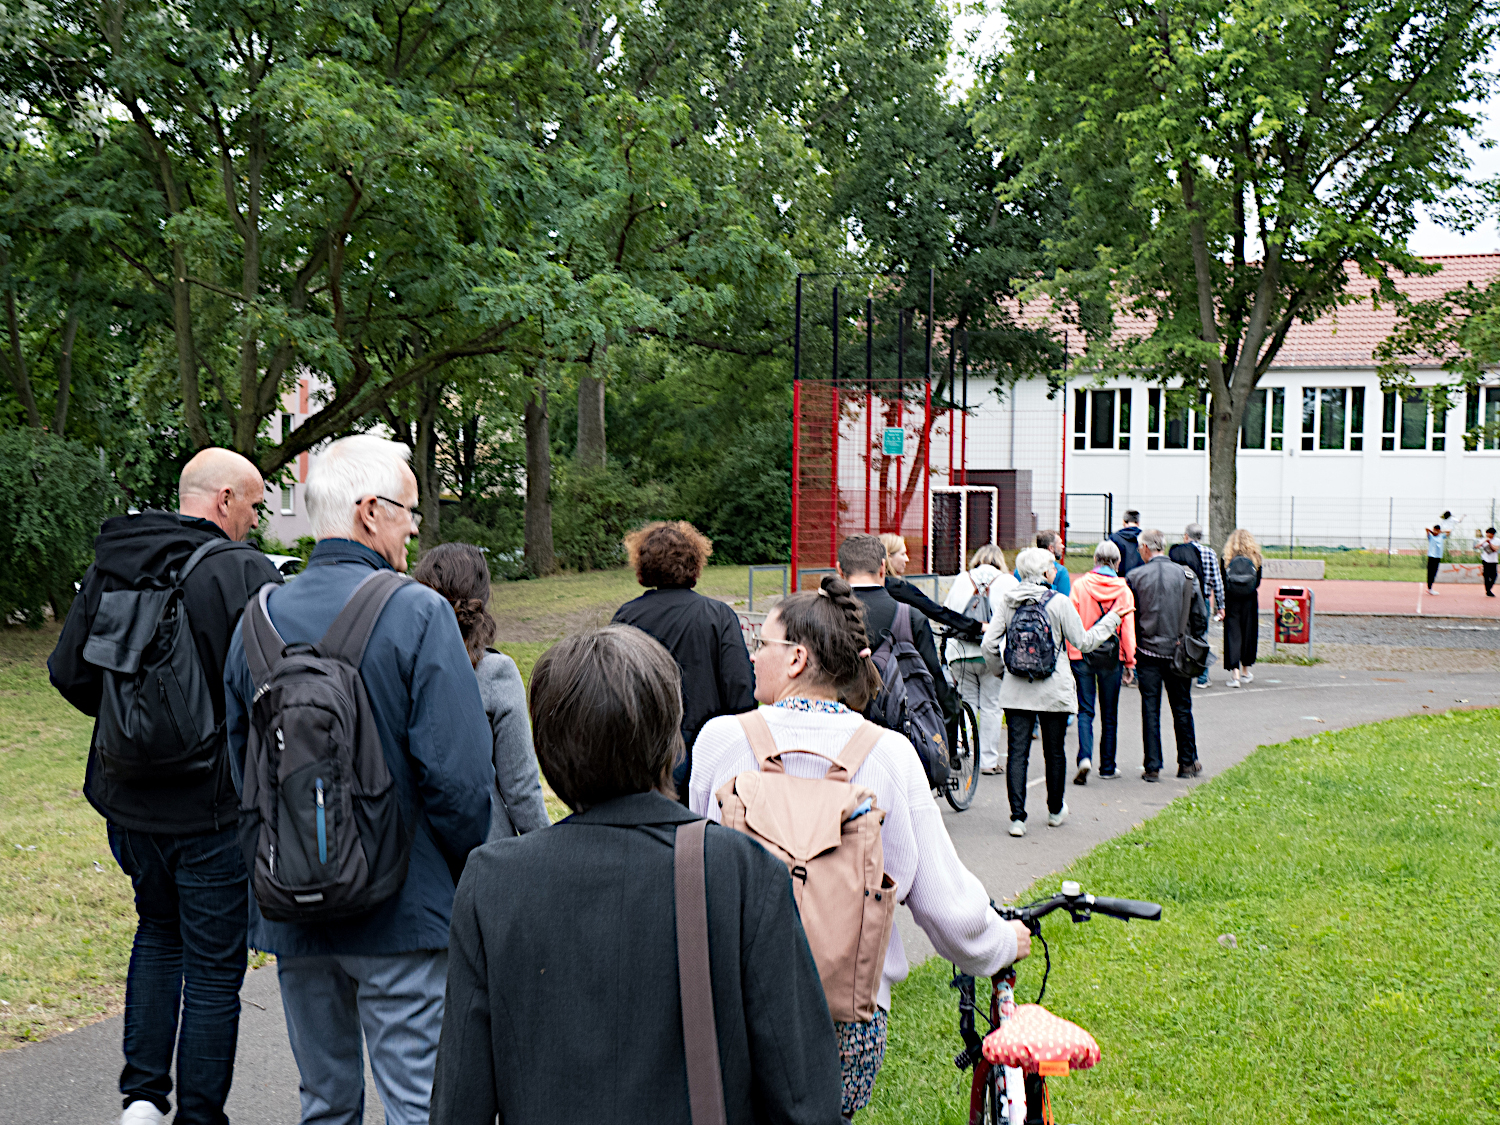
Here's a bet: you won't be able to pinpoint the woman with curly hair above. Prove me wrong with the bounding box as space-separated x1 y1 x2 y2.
612 521 755 800
414 543 550 840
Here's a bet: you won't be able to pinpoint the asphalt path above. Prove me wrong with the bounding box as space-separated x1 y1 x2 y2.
3 664 1497 1125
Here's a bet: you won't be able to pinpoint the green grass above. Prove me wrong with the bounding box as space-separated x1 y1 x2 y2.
0 625 135 1045
489 564 753 640
867 708 1500 1124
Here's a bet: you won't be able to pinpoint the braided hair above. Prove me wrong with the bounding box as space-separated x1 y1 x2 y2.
413 542 497 667
772 574 882 710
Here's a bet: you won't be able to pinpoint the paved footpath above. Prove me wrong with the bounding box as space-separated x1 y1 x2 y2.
4 666 1497 1125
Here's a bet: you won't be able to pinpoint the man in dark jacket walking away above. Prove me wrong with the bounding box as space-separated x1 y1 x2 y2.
223 435 494 1125
49 448 281 1125
1109 511 1145 576
1125 529 1208 782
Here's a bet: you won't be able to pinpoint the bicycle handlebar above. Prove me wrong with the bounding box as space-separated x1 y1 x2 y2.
993 880 1162 933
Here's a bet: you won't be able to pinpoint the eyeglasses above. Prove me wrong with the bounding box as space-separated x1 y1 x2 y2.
362 495 422 528
751 636 799 654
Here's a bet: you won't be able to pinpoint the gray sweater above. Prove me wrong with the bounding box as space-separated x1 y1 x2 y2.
475 652 551 840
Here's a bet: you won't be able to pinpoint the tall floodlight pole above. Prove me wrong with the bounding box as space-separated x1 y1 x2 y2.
924 268 934 570
830 285 840 567
865 295 873 534
792 274 802 589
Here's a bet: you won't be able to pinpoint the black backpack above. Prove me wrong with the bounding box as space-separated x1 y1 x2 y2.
1168 543 1207 599
239 571 415 923
82 538 247 784
1003 591 1059 681
1224 555 1259 598
1083 596 1125 674
960 571 995 625
868 604 951 789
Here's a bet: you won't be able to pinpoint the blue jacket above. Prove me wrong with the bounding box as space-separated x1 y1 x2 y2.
223 539 494 956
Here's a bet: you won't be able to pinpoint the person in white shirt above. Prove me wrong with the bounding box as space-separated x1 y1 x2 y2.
942 544 1017 774
689 574 1029 1118
1481 527 1498 598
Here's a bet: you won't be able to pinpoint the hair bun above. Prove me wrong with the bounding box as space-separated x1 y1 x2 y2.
820 574 854 599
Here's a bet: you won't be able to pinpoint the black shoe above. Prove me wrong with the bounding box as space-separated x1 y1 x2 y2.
1142 769 1160 782
1096 768 1119 779
1177 761 1203 779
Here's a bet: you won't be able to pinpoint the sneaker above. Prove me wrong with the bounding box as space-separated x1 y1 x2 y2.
1228 677 1241 688
122 1103 166 1125
1194 676 1210 688
1047 803 1069 828
1488 591 1496 597
981 767 1002 776
1428 587 1440 596
1009 819 1027 838
1142 769 1161 782
1177 761 1203 779
1073 761 1091 786
1096 768 1119 779
1242 670 1253 683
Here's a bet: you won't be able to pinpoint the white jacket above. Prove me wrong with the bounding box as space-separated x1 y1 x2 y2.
982 583 1121 713
942 565 1017 663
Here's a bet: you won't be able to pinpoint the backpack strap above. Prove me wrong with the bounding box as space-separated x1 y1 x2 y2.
891 602 915 646
173 537 246 588
826 720 883 783
317 569 409 667
243 583 286 689
674 818 727 1125
737 710 785 773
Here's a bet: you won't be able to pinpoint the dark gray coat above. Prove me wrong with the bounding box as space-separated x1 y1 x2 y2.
1126 554 1209 660
431 792 842 1125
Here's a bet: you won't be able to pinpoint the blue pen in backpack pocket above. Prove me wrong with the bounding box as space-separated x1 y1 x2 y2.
315 778 327 865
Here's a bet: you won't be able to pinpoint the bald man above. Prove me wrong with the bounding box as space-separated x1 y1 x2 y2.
49 447 283 1125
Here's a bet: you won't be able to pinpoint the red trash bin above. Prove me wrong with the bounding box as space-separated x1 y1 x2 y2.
1274 587 1313 645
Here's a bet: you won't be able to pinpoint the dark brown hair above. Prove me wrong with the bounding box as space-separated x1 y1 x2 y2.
837 533 888 579
528 625 683 812
413 542 496 666
624 521 713 588
773 575 882 710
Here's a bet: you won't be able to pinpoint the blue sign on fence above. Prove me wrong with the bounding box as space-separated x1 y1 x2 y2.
882 427 905 456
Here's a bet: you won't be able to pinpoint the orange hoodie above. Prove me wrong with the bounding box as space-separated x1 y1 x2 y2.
1067 570 1137 666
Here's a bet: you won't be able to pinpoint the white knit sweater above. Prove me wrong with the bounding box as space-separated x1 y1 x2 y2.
689 705 1019 1011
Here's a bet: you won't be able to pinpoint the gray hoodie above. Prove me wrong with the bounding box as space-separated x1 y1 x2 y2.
475 651 551 840
981 584 1121 713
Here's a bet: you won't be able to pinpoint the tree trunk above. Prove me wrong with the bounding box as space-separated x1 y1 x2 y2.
172 246 210 449
576 370 606 470
413 382 442 551
53 288 81 436
2 253 41 429
1208 404 1239 550
524 383 557 575
458 412 478 516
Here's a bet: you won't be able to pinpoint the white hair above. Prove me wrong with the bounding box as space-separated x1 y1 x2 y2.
1094 540 1121 567
1015 547 1055 584
305 435 412 540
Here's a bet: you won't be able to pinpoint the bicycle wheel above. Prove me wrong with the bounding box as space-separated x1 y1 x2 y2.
945 700 980 811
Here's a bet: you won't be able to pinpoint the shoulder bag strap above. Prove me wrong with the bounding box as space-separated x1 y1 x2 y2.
827 720 884 782
1178 573 1194 639
674 819 727 1125
735 710 784 773
318 569 408 667
243 583 286 690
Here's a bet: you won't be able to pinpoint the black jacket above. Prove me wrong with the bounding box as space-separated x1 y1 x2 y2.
885 576 983 641
1109 526 1144 575
431 792 842 1125
1126 555 1208 661
48 511 281 834
853 583 960 721
612 587 756 759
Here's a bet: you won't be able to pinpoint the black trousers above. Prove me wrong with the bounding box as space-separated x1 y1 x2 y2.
1004 709 1068 821
1427 556 1441 590
1484 561 1497 595
1222 595 1259 670
1135 654 1197 773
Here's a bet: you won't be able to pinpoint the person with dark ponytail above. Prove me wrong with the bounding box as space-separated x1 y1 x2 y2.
689 574 1030 1118
414 544 549 840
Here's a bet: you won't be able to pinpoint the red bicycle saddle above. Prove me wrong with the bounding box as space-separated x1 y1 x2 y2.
981 1004 1100 1074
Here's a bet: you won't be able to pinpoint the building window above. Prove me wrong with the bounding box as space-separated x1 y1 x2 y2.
1147 388 1205 450
1240 387 1285 450
1072 388 1131 451
1464 385 1500 450
281 413 293 441
1301 387 1363 451
281 485 294 515
1382 389 1447 452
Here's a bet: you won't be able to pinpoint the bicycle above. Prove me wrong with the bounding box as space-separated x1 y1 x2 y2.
952 881 1162 1124
936 625 983 811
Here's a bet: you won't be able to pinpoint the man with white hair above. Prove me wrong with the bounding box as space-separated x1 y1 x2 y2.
50 447 283 1125
1125 529 1208 782
222 435 493 1125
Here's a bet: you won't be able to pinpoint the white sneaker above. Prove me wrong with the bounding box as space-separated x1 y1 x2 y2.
1428 587 1440 596
1228 677 1240 688
122 1102 166 1125
1242 670 1253 683
1047 803 1068 828
1009 819 1026 837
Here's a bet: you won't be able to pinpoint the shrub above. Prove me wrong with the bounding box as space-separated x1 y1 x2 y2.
0 429 116 625
553 463 674 571
688 421 790 564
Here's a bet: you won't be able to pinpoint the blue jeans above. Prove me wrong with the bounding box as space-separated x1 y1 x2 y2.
107 824 248 1125
277 950 448 1125
1070 659 1123 772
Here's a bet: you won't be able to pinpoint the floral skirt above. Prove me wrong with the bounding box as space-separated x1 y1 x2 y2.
835 1010 888 1117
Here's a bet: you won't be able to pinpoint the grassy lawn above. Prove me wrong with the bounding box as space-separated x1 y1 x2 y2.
0 624 135 1045
868 708 1500 1124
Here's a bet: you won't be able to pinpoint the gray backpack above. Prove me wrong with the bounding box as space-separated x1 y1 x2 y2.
868 604 951 789
83 538 246 784
239 571 414 923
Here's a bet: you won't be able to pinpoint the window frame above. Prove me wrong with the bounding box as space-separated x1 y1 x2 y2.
1147 387 1206 451
1239 387 1286 451
1381 388 1448 453
1300 386 1364 452
1071 388 1132 452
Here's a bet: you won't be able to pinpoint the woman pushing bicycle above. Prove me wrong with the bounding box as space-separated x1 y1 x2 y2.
689 575 1032 1118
